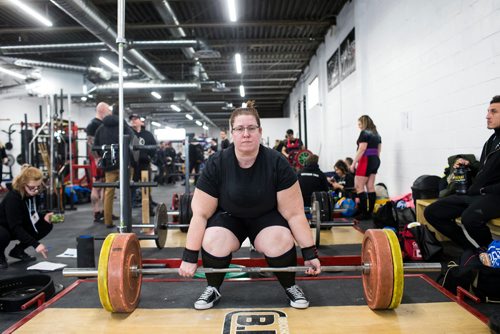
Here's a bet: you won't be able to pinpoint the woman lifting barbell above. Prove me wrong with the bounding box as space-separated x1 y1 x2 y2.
179 101 321 310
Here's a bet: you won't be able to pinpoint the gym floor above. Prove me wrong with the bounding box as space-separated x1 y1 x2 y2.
0 183 496 333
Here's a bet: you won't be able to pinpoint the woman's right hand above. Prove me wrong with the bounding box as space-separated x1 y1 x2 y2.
35 244 49 259
179 261 198 277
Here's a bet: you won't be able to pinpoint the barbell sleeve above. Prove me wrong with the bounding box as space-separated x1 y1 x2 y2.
130 223 190 229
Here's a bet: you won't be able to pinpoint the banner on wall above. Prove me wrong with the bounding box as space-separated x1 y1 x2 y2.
327 28 355 91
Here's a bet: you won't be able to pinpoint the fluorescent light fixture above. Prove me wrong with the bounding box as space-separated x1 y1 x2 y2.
99 57 128 77
234 53 242 74
0 66 27 80
202 125 209 130
170 104 181 112
241 102 247 108
239 84 245 97
195 120 203 126
80 96 88 102
227 0 237 22
82 84 88 94
154 127 186 141
151 121 162 127
9 0 53 27
185 114 193 120
151 91 162 99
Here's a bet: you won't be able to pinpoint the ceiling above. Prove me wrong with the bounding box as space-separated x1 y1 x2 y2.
0 0 349 129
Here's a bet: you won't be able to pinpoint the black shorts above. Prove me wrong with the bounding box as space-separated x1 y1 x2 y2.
206 209 290 246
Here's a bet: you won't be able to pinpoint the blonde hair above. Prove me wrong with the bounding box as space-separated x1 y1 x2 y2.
12 164 44 198
358 115 378 135
0 140 4 149
229 100 261 130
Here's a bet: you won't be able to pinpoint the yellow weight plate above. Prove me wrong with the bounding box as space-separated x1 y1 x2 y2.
98 233 117 312
384 229 404 309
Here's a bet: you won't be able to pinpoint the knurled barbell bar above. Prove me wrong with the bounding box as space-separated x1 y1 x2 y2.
62 229 442 313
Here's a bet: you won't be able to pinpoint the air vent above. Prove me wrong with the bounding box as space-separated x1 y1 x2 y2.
194 49 221 59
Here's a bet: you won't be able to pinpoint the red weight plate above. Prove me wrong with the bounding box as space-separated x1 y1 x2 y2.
361 229 394 310
107 233 142 313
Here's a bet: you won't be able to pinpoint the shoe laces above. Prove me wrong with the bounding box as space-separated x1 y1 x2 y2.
286 285 304 299
200 286 219 300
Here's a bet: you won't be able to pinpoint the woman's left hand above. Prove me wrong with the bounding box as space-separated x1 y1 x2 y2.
304 258 321 275
44 212 54 223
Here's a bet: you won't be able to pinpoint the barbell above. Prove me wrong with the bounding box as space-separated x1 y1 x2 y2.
63 229 442 313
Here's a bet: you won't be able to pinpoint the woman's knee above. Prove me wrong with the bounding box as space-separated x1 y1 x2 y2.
254 226 294 257
201 227 239 256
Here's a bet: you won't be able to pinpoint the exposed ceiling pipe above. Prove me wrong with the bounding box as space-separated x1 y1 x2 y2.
173 94 217 128
0 39 202 54
95 81 201 92
153 0 209 81
50 0 165 81
11 58 112 80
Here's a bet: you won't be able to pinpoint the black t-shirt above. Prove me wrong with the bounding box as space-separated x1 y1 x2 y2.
196 144 297 218
221 138 230 150
297 164 330 206
357 130 381 148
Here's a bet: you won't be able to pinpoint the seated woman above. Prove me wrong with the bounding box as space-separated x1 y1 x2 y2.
328 159 355 198
0 165 53 269
297 154 330 207
178 101 321 310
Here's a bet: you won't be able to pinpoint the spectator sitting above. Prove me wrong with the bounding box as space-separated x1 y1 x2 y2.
297 154 330 207
328 160 355 198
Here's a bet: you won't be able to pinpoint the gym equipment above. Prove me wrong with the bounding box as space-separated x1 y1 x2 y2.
63 229 442 313
310 192 356 247
335 197 356 217
0 275 56 312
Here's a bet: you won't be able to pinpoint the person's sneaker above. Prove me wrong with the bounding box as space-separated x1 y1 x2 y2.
0 253 8 269
194 286 221 310
106 224 116 229
94 212 103 223
112 214 119 221
285 285 309 309
8 247 36 262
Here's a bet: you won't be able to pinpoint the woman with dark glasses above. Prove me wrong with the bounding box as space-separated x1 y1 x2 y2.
0 165 54 269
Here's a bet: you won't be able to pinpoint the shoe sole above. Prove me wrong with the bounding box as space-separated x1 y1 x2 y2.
194 297 220 310
290 300 309 309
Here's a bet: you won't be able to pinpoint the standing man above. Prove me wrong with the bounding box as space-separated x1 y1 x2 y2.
424 95 500 251
220 130 230 150
94 107 135 228
85 102 111 223
129 114 157 215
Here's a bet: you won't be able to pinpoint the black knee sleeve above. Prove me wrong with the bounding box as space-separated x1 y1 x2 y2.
357 192 367 214
368 192 376 214
201 248 232 289
265 246 297 289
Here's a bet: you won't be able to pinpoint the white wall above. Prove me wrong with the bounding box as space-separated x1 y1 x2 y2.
287 0 500 195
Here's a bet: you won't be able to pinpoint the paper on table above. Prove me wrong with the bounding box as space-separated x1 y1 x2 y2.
27 261 67 271
56 248 77 258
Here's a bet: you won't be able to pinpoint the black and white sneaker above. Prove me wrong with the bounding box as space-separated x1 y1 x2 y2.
285 285 309 309
194 286 221 310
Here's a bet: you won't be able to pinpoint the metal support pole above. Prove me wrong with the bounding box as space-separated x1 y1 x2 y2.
184 136 190 194
117 0 127 232
48 96 55 210
67 93 73 185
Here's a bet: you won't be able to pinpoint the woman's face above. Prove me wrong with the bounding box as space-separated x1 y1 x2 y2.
334 166 345 177
358 120 363 130
24 179 42 197
231 114 262 154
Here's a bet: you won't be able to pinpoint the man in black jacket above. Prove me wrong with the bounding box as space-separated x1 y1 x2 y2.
425 95 500 250
297 154 330 207
94 107 135 228
129 114 157 214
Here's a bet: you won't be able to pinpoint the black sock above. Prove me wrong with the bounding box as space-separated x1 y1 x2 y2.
265 246 297 289
201 248 232 290
368 192 376 215
357 192 367 215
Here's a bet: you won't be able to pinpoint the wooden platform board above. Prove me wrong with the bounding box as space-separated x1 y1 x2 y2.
9 302 489 333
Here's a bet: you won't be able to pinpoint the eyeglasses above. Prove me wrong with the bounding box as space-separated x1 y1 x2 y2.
26 185 41 192
231 125 260 135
